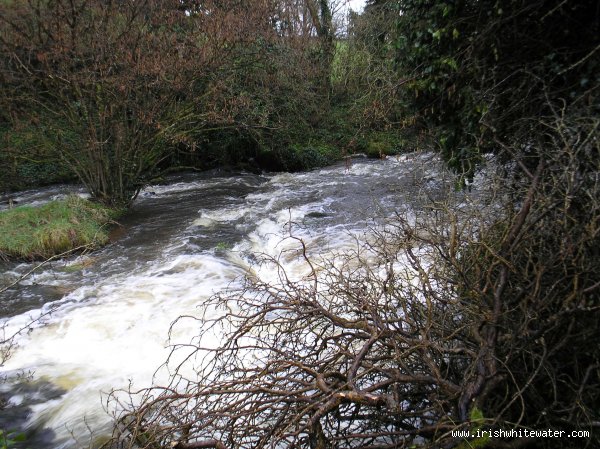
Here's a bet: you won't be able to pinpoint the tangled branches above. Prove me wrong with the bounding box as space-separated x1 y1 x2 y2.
104 101 598 448
106 219 471 448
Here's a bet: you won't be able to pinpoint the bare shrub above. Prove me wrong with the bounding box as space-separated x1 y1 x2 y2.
103 100 598 448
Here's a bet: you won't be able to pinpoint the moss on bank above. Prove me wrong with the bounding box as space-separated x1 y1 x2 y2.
0 196 118 260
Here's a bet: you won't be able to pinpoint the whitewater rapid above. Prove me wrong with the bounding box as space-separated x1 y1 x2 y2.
0 153 450 448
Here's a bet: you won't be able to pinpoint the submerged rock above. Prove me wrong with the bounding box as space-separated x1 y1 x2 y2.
304 211 329 219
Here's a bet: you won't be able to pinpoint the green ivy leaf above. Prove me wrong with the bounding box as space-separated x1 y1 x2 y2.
470 406 485 426
442 57 458 70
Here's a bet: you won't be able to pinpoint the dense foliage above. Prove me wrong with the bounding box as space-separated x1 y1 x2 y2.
1 0 598 448
0 0 347 204
359 0 599 179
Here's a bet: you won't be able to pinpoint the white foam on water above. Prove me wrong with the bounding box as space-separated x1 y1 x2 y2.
1 154 448 447
1 253 244 446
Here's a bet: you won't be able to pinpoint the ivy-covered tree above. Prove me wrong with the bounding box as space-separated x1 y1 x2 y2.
365 0 600 439
388 0 599 179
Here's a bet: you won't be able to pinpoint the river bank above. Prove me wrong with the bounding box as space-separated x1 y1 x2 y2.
0 196 119 261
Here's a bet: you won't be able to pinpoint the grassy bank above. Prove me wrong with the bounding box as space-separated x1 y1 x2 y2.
0 196 118 260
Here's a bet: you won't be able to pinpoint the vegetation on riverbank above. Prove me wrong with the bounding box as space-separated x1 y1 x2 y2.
0 0 412 203
0 196 118 260
1 0 598 448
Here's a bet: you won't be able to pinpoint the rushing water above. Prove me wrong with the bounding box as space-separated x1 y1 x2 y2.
0 153 452 448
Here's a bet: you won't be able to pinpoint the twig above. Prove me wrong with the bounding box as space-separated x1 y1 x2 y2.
0 244 93 295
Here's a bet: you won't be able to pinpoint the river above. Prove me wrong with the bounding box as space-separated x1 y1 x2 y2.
0 153 453 448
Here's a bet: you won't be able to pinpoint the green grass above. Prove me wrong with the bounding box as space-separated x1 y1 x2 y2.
0 196 118 260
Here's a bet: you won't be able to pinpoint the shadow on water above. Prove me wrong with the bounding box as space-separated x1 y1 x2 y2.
0 378 63 448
